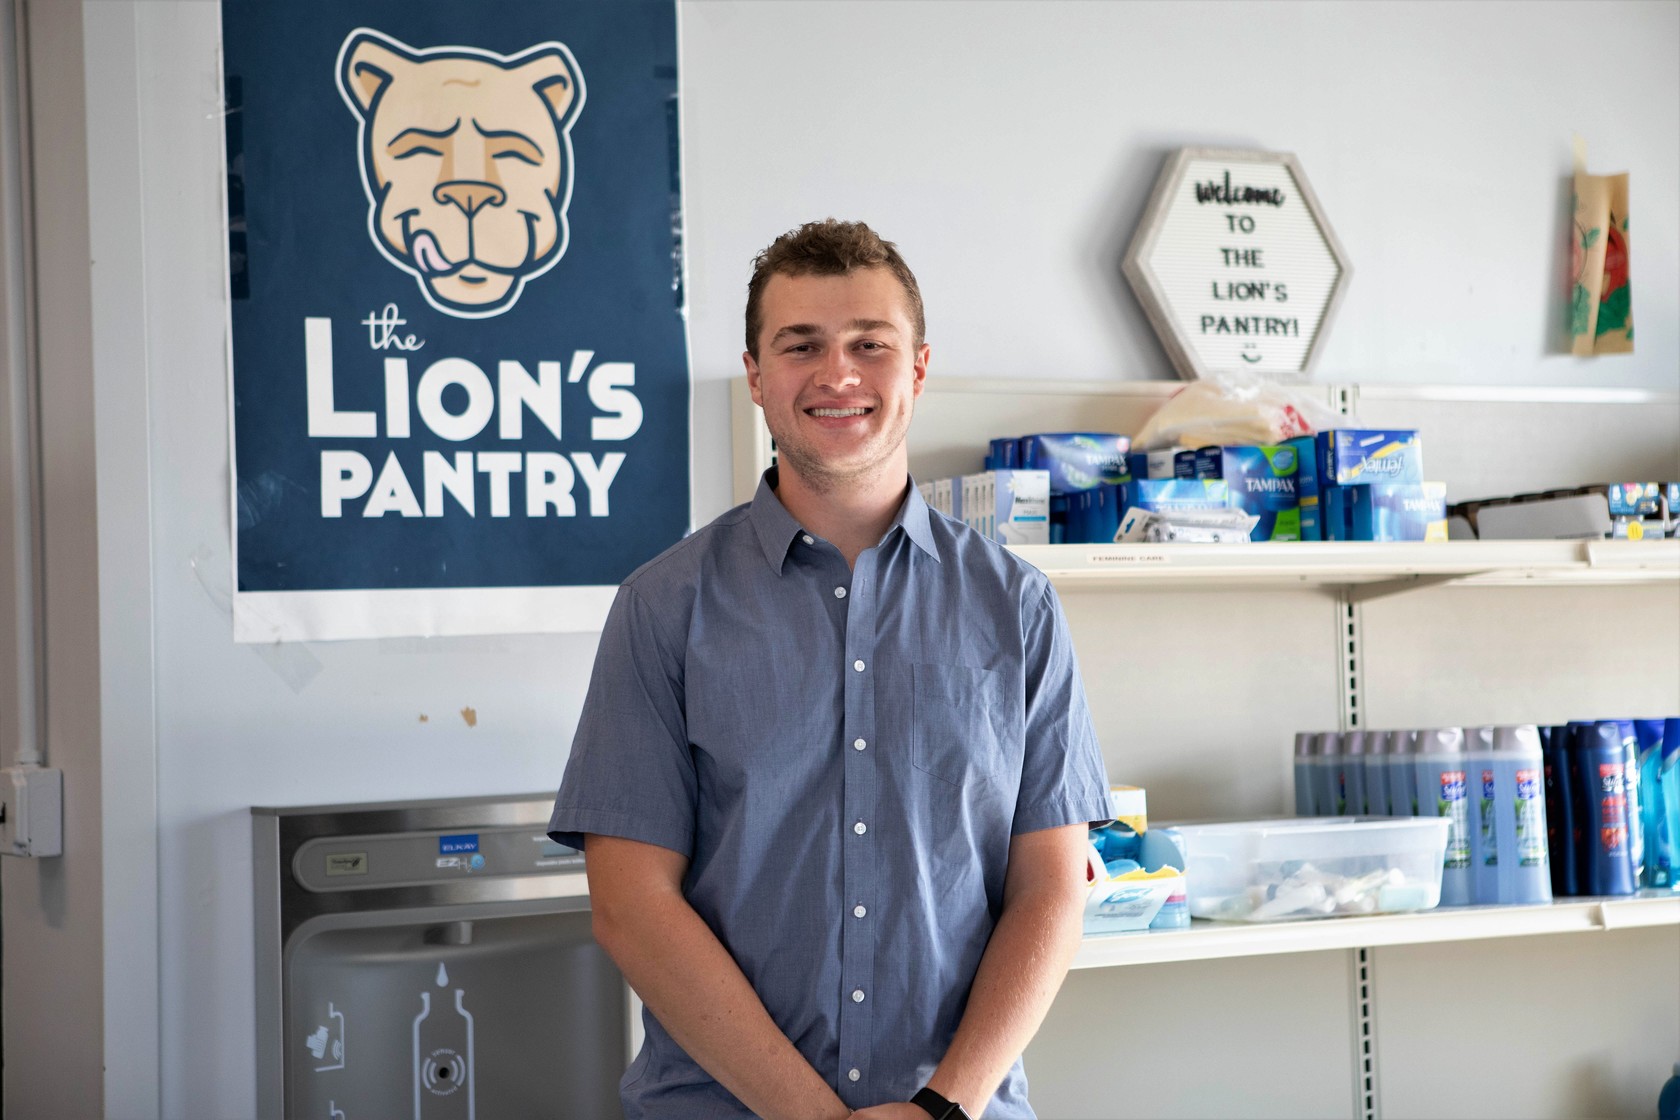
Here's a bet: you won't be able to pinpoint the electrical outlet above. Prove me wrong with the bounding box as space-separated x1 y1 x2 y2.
0 766 63 857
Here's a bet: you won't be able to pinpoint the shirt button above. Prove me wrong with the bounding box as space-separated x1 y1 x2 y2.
853 738 866 751
834 586 847 599
851 988 866 1003
853 821 867 835
848 1068 861 1082
853 659 865 672
802 534 814 545
853 904 867 918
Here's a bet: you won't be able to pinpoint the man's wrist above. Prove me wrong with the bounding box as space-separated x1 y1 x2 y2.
910 1086 972 1120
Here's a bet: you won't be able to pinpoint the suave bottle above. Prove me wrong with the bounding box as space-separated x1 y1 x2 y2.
1388 730 1420 817
1294 732 1318 816
1340 731 1371 816
1616 720 1645 884
1465 726 1499 904
1571 721 1636 896
1416 728 1473 906
1492 725 1551 904
1633 719 1672 888
1541 725 1578 897
1365 729 1392 817
1313 732 1342 821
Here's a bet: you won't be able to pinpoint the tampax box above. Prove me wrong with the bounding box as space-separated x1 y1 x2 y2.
960 470 1049 545
1324 482 1448 542
1317 429 1424 487
1173 438 1317 541
1120 478 1231 515
1019 433 1131 493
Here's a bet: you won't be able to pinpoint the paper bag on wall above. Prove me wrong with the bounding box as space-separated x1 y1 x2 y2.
1570 170 1632 355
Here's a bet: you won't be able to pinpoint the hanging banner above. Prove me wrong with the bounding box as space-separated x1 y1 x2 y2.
222 0 688 642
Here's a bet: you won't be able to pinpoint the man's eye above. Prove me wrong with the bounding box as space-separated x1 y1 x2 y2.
493 150 541 167
393 146 443 160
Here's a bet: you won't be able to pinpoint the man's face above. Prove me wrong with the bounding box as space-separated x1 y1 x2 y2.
743 267 928 491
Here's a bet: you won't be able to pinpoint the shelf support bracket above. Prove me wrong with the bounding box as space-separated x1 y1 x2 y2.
1342 573 1478 604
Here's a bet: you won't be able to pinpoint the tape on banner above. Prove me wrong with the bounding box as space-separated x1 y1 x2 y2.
189 545 323 693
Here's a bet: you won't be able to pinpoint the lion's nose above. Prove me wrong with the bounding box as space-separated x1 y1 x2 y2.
433 180 507 217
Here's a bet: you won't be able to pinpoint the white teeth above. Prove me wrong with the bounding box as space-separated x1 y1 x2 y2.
809 407 869 417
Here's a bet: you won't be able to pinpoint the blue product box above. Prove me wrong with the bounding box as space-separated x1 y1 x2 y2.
1020 433 1132 493
1324 482 1448 542
1171 440 1314 541
987 437 1021 470
1066 484 1123 544
1172 448 1209 479
1606 482 1661 518
961 469 1049 544
1317 429 1424 486
1121 478 1231 515
1128 448 1183 481
1292 435 1322 541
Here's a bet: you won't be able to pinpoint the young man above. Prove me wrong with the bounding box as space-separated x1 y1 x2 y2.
550 220 1110 1119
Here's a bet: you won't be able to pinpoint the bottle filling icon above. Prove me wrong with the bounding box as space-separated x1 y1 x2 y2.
413 962 475 1119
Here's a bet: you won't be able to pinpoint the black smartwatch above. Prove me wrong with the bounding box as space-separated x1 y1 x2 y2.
910 1086 972 1120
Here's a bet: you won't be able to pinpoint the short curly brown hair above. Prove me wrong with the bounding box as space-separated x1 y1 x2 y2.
744 219 925 359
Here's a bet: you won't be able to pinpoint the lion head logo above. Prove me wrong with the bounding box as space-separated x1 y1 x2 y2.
336 29 586 319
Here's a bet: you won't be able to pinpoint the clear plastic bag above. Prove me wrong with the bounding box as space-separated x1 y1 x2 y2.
1133 373 1347 451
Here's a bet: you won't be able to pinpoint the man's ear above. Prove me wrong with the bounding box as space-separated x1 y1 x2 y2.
743 352 764 407
520 48 584 129
339 30 413 116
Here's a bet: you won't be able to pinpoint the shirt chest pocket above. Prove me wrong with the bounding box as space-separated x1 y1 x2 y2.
910 662 1022 788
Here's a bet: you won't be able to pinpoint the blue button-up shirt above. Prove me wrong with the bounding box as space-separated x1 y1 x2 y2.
550 471 1110 1119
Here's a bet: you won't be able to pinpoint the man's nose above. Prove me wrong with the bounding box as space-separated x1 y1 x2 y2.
433 180 507 217
813 347 862 389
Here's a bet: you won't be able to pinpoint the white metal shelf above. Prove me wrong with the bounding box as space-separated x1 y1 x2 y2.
1071 893 1680 970
1010 538 1679 599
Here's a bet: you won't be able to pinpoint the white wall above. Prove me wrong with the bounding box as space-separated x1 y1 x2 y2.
6 1 1677 1115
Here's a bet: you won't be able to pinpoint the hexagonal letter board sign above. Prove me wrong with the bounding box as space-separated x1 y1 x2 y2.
1123 148 1352 381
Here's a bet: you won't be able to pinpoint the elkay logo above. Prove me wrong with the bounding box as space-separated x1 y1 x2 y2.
337 28 587 319
439 834 480 855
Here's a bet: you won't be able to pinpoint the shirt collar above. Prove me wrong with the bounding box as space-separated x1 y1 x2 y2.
748 468 941 574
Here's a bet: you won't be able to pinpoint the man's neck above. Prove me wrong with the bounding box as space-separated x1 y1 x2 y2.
773 461 908 569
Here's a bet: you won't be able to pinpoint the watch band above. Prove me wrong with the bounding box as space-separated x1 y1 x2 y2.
910 1086 972 1120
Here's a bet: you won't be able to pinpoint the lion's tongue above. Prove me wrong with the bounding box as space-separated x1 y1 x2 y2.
411 232 455 274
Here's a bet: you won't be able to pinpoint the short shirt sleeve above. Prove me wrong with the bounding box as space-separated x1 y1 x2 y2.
1011 580 1113 835
548 583 698 855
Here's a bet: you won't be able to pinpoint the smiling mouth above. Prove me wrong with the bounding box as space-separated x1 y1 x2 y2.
808 407 872 418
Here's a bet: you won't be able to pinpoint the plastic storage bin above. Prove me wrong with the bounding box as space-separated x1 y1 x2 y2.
1174 817 1450 922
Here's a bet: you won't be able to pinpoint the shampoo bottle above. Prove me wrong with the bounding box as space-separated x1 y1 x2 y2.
1465 726 1499 904
1574 721 1636 896
1416 728 1472 906
1294 732 1318 816
1492 724 1551 904
1541 724 1578 897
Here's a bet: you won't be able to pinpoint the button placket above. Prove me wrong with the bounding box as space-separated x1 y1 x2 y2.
837 548 879 1103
